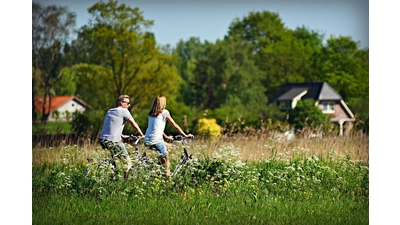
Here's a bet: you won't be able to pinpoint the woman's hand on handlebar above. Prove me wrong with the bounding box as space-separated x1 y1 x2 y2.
185 134 194 139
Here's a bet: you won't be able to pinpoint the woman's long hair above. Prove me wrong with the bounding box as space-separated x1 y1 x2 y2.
148 95 166 117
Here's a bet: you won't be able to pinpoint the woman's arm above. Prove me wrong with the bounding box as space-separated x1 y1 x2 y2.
166 114 193 138
163 133 174 141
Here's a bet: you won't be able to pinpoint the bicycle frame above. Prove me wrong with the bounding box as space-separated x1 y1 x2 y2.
171 148 192 177
86 140 134 178
170 135 194 178
127 134 194 178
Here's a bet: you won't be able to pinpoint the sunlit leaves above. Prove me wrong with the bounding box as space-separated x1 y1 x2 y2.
75 0 180 112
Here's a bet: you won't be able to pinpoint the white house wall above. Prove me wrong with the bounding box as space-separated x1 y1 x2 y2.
48 100 88 122
291 90 308 109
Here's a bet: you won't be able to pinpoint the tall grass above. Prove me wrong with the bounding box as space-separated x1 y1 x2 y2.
33 132 368 166
32 132 368 224
200 133 368 163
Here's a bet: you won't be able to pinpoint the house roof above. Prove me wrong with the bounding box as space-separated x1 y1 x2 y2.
34 95 91 114
269 82 343 103
276 87 308 101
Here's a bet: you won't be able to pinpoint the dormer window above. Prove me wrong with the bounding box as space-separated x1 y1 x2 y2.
322 101 334 113
279 101 292 110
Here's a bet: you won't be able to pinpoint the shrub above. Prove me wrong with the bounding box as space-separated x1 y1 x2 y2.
195 118 222 139
70 109 105 137
288 99 330 130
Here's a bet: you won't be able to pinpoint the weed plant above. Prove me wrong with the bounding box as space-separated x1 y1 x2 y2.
32 132 368 224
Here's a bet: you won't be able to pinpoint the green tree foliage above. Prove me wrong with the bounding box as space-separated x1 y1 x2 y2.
32 2 76 123
319 36 369 112
350 98 369 134
32 4 369 135
291 26 325 82
262 103 287 123
75 0 180 112
162 98 193 134
69 63 116 110
226 11 368 129
288 99 330 130
227 11 286 54
53 67 77 95
227 11 289 97
71 110 106 137
190 38 267 127
173 37 207 108
227 11 326 97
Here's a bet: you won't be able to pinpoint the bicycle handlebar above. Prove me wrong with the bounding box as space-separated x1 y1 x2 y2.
171 135 194 142
126 134 144 145
126 134 194 145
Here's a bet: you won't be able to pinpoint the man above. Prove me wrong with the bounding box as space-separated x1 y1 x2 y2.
99 95 145 181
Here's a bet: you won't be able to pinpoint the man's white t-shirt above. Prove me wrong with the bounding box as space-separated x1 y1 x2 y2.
99 107 133 142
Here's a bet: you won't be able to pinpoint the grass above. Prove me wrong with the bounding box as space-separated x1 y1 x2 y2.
32 132 369 224
33 189 367 224
32 121 72 134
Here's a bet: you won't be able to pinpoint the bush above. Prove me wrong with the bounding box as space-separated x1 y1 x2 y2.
288 99 330 130
70 109 106 137
195 118 222 139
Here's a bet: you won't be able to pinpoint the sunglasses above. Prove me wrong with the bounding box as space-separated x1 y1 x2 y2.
122 101 130 105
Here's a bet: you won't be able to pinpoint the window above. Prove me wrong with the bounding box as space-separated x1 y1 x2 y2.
279 101 292 110
322 102 334 113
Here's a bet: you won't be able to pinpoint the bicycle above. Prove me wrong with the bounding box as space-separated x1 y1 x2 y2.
126 134 194 179
85 139 135 180
85 152 121 181
85 134 195 180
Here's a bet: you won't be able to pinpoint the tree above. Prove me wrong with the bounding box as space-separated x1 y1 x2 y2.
189 38 267 127
226 11 326 97
291 26 325 82
75 0 180 112
319 36 369 119
32 2 76 123
53 67 77 95
227 11 287 54
173 37 207 108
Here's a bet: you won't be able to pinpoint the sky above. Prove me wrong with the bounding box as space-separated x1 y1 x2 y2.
33 0 369 49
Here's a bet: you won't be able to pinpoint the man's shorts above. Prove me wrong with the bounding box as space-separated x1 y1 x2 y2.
99 139 128 158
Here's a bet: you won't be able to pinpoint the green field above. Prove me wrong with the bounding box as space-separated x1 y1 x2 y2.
32 121 72 134
32 134 369 224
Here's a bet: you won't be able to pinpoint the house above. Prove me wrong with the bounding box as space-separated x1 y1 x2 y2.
268 82 355 136
34 95 91 122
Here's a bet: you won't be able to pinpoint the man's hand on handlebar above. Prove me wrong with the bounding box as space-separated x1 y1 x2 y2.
122 134 145 143
165 135 174 142
121 134 130 139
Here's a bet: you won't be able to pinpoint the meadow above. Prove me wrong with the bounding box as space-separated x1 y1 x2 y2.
32 132 369 224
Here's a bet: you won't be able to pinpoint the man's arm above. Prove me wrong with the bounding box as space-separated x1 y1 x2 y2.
127 118 145 136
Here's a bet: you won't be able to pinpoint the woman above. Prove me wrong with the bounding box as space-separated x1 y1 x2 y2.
144 95 194 178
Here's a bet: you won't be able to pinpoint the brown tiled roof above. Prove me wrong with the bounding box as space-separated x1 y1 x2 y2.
34 95 91 114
